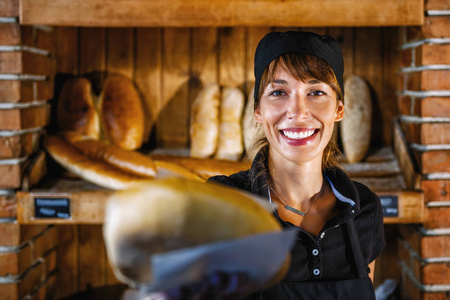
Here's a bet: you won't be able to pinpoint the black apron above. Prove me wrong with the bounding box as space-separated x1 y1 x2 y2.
247 219 375 300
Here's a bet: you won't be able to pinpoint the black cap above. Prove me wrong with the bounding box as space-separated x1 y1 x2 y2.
254 31 344 101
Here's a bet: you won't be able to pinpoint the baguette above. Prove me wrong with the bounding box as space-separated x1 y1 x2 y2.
57 77 100 139
150 154 251 180
215 87 245 161
100 75 145 151
190 83 220 158
44 135 151 190
59 131 156 178
103 177 285 285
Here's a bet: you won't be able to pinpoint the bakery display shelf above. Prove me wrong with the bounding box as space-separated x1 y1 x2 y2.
19 0 424 28
16 145 423 225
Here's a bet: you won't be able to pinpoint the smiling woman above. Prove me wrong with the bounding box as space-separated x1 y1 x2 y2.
208 31 386 300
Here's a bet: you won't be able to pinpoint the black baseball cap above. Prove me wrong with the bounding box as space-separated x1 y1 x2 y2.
254 31 344 101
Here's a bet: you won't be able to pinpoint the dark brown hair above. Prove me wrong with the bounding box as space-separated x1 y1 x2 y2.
251 53 344 170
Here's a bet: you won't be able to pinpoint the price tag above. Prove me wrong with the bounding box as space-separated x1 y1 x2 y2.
34 197 71 219
379 195 398 217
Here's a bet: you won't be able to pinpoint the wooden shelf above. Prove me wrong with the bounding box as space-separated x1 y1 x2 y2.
19 0 424 28
16 147 424 225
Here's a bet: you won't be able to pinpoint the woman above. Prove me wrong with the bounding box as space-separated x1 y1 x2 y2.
157 31 385 300
206 31 385 299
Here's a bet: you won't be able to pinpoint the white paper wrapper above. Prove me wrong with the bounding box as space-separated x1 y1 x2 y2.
128 229 297 293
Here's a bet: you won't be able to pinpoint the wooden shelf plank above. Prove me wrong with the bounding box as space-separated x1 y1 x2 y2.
20 0 424 28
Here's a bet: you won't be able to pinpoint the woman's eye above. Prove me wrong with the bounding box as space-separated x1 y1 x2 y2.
269 90 285 96
308 90 326 96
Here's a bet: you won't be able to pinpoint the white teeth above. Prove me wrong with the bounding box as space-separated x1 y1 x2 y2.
283 130 315 139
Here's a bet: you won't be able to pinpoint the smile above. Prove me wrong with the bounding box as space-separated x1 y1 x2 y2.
281 129 317 140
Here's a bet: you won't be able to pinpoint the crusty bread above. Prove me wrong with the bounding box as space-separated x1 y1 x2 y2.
59 131 156 178
100 75 145 151
190 83 220 158
103 177 284 285
242 86 259 153
215 87 245 161
340 75 372 163
57 78 100 139
150 154 251 180
44 135 151 190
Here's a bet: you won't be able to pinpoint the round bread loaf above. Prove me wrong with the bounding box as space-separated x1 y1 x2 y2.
340 75 372 163
57 77 100 139
103 177 284 285
100 75 145 151
215 86 245 161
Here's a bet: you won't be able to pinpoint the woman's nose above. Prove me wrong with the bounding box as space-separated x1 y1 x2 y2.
287 95 310 119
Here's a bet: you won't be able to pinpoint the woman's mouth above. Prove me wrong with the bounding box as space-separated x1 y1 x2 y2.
281 129 318 140
280 129 319 145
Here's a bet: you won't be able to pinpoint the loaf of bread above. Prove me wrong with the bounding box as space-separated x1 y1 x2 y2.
57 78 100 139
150 154 251 180
44 135 152 190
215 87 245 161
59 131 156 178
190 83 220 158
100 75 145 151
340 75 372 163
242 86 259 153
103 177 285 285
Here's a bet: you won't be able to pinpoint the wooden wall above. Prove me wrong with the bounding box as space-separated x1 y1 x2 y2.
53 26 400 150
51 26 401 298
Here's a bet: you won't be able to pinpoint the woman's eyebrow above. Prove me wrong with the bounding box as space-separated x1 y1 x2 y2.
307 79 322 85
270 79 287 85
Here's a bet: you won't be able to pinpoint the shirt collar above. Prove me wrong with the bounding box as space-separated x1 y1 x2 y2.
248 146 360 212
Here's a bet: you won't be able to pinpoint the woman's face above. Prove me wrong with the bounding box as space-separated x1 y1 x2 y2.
255 66 344 165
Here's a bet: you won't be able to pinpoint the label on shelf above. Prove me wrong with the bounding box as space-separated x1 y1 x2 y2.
34 197 71 219
379 195 399 217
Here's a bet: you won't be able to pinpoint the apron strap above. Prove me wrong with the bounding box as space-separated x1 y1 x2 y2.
346 218 368 278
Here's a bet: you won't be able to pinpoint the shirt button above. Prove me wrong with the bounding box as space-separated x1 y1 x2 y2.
313 268 320 276
320 232 326 239
352 210 355 214
312 249 319 256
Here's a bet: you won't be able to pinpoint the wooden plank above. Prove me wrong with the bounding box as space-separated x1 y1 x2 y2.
354 27 384 148
79 27 106 74
245 27 271 94
20 0 424 27
54 27 78 74
393 120 421 190
54 225 78 299
17 189 113 224
78 225 107 290
190 27 218 136
156 28 190 148
379 190 424 224
219 27 245 89
106 28 133 79
135 28 162 142
381 27 400 146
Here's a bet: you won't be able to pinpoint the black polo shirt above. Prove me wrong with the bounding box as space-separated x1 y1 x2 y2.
208 147 385 283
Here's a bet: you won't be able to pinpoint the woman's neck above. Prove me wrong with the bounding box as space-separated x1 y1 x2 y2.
268 149 324 207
